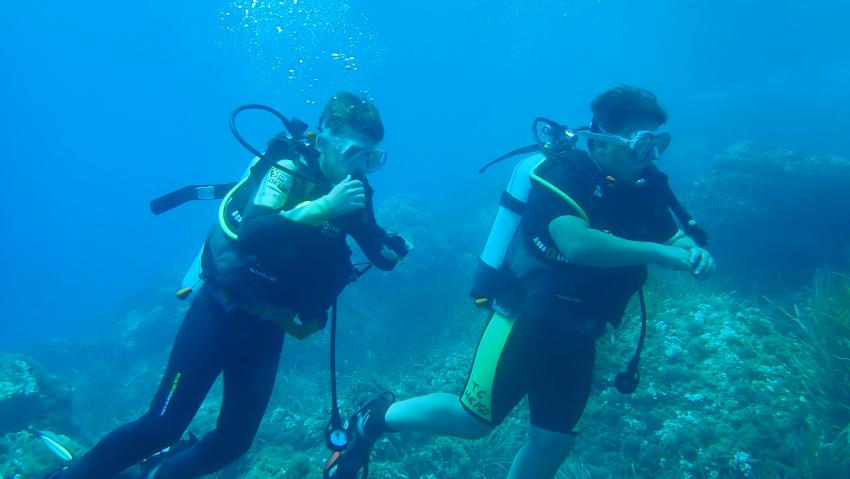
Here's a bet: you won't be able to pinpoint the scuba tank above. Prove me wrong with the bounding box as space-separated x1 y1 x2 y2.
149 104 326 300
471 155 539 306
471 118 579 305
479 156 538 269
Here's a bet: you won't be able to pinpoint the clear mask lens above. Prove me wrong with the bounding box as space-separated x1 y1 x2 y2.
344 146 387 173
341 142 387 173
632 132 671 161
327 133 387 174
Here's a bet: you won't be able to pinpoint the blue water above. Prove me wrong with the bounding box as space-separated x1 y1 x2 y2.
2 0 848 348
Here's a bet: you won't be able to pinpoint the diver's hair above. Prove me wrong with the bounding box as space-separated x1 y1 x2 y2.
320 92 384 142
589 85 667 134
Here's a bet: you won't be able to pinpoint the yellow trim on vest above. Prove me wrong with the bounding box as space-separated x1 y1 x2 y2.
261 305 323 339
462 311 515 422
218 176 251 240
210 286 323 339
529 159 590 223
218 164 307 241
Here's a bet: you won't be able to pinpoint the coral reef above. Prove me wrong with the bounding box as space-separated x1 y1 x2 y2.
0 354 72 435
0 355 75 478
687 141 850 292
582 274 815 478
3 190 848 478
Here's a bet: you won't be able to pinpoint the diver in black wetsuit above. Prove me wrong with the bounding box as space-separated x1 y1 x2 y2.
44 92 411 479
328 86 715 479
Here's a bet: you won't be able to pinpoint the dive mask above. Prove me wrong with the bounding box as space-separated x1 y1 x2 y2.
327 133 387 174
578 128 671 162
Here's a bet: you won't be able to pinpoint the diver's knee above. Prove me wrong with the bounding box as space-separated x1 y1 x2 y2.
141 412 186 449
527 426 576 457
230 439 254 459
222 430 257 460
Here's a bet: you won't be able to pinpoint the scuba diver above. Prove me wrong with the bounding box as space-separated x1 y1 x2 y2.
325 85 714 479
40 92 411 479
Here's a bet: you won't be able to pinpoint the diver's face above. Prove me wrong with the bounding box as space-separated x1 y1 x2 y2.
591 118 663 181
317 125 383 182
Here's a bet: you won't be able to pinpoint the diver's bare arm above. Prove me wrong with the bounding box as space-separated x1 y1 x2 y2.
279 198 335 226
549 215 666 268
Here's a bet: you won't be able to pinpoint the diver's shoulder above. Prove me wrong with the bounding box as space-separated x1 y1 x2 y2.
538 150 596 185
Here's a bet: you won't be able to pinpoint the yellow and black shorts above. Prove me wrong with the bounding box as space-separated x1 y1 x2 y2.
460 310 596 434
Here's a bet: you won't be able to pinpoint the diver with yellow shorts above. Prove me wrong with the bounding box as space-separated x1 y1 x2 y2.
327 85 715 479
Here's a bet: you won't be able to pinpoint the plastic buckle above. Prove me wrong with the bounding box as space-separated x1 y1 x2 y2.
492 301 519 319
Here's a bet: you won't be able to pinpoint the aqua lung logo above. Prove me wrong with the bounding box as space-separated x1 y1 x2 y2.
531 236 569 264
593 185 603 198
321 221 342 237
249 267 279 283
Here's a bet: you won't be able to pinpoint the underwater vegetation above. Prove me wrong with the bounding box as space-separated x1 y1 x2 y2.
6 269 847 478
2 145 849 478
774 269 850 476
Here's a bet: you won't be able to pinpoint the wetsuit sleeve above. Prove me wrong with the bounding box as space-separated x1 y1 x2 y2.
646 197 679 244
345 183 399 271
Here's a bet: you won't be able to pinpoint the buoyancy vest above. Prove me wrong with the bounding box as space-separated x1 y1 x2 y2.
496 150 673 328
201 154 356 322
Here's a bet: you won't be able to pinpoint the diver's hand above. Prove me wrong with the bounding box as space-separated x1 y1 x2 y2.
326 175 365 216
381 246 400 262
688 247 715 279
381 234 413 261
655 245 694 272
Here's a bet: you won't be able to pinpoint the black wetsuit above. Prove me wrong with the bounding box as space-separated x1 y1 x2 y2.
61 286 285 479
460 151 678 433
61 167 401 479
